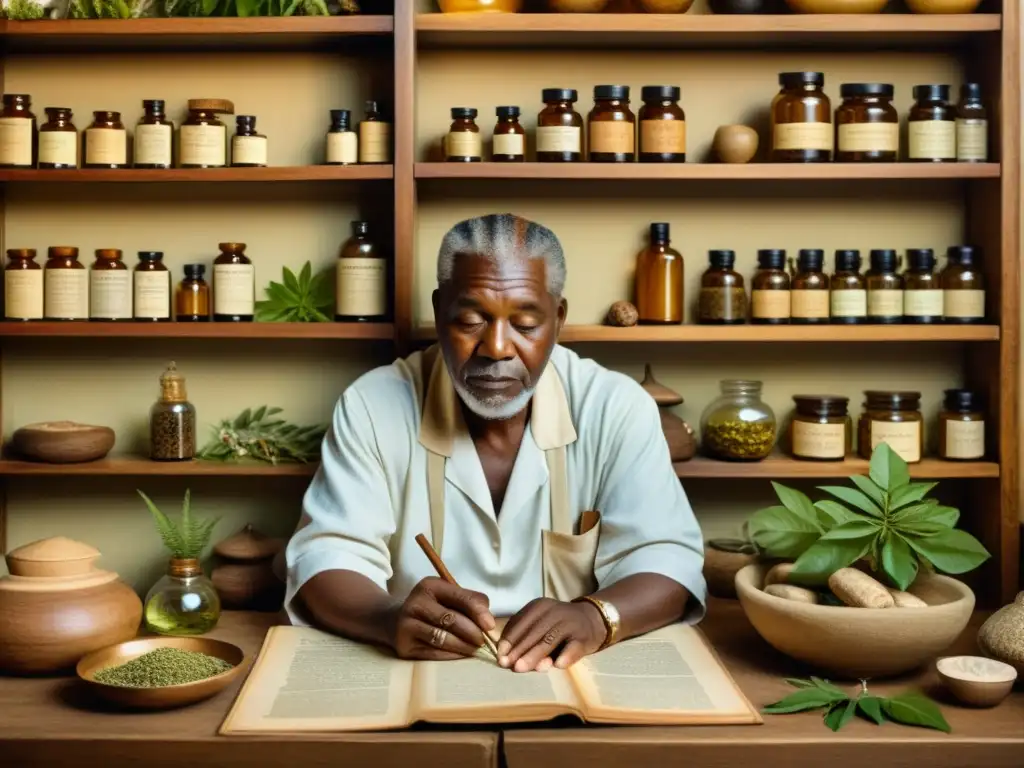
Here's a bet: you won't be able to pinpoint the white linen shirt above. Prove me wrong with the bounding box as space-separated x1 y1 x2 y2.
285 344 706 624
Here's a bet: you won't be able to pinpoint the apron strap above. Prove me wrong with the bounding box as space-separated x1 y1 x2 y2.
427 450 446 555
545 445 572 535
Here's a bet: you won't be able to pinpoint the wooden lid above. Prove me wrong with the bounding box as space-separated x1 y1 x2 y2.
214 524 285 561
4 536 111 581
188 98 235 114
640 364 683 407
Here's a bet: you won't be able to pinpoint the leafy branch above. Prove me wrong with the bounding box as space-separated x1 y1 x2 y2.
138 489 220 559
162 0 349 16
197 405 327 465
254 261 333 323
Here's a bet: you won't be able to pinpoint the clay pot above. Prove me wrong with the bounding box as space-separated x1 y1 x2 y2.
977 591 1024 676
904 0 982 12
0 537 142 675
211 524 286 612
548 0 610 11
640 365 696 462
438 0 522 11
637 0 694 11
713 125 759 164
214 524 285 562
704 538 758 599
785 0 887 12
11 421 115 464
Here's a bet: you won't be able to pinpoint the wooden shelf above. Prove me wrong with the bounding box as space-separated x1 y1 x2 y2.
415 13 1002 49
0 166 393 184
414 324 999 343
674 456 999 479
416 162 1000 182
0 457 316 477
0 17 394 52
0 322 394 340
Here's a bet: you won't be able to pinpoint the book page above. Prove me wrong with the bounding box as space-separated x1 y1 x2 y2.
569 624 761 725
220 626 416 733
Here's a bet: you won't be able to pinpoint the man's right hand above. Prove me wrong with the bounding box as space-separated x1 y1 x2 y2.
387 577 496 660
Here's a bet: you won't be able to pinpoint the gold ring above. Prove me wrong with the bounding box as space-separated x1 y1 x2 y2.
430 627 448 648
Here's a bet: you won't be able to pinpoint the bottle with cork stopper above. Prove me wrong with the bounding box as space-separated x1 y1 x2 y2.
150 362 196 462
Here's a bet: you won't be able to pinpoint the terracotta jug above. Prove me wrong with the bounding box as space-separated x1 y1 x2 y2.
640 365 696 462
0 537 142 675
978 591 1024 676
211 524 285 611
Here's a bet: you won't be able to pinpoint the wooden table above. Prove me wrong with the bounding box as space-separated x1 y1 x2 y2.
1 602 1021 768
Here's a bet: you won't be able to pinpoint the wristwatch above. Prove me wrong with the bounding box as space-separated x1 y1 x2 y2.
573 595 621 650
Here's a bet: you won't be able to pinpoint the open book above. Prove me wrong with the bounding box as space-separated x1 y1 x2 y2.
220 623 761 733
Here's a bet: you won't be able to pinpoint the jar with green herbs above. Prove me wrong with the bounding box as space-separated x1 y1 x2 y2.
700 380 776 461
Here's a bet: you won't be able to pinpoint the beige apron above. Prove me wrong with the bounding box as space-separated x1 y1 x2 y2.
408 347 600 603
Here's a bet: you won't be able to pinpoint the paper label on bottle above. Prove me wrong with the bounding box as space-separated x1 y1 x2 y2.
44 269 88 319
359 121 391 163
831 289 867 317
867 288 903 317
869 420 921 463
698 287 747 322
326 131 357 164
214 263 255 316
791 289 829 319
135 123 172 166
536 126 581 154
908 121 955 160
90 269 132 319
589 121 634 155
773 122 833 152
0 117 34 166
640 119 686 154
838 123 898 153
5 269 43 319
445 131 482 159
134 270 170 319
232 135 267 166
336 259 386 317
180 124 226 167
493 133 525 157
944 419 985 460
793 421 846 460
751 289 791 319
943 289 985 319
85 128 127 165
38 131 77 166
956 118 987 161
903 289 943 317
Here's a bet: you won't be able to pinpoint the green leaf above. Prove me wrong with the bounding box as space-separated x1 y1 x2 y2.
857 696 886 725
824 698 858 732
889 482 938 511
791 535 874 583
771 482 821 527
881 532 918 590
820 519 882 540
138 490 184 556
850 475 886 509
814 500 859 529
233 408 252 429
235 0 261 16
903 529 990 574
785 678 817 689
882 693 951 733
201 0 218 14
762 687 847 714
810 677 849 698
747 505 822 559
894 503 959 532
869 442 911 493
819 485 884 519
298 261 312 290
282 266 301 295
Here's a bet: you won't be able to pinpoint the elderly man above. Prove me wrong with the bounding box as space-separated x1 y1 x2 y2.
287 213 705 673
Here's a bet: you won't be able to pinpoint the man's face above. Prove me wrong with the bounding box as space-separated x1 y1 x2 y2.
433 253 566 420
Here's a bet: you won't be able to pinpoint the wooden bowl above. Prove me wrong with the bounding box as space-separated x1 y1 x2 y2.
735 564 975 678
905 0 982 12
437 0 523 11
937 655 1017 707
11 421 115 463
713 125 759 164
785 0 888 12
637 0 695 11
547 0 610 11
77 636 245 710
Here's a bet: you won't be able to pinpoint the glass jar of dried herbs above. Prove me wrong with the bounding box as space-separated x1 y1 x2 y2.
700 379 777 461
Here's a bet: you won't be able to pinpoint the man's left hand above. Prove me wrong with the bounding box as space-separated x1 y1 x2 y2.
497 598 606 673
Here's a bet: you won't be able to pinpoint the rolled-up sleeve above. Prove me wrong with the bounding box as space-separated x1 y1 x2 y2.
592 388 707 623
284 386 396 625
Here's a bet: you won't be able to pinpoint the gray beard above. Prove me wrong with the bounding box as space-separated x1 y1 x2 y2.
442 348 535 421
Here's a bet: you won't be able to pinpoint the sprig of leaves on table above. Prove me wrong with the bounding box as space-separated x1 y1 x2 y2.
254 262 333 323
763 677 950 733
69 0 154 18
197 406 327 465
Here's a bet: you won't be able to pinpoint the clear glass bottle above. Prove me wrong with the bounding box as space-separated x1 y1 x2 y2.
358 100 391 164
492 106 525 162
134 251 171 322
588 85 635 163
0 94 37 168
790 395 851 462
4 248 43 321
150 361 196 462
789 249 829 324
44 246 88 321
38 107 77 170
445 107 482 162
902 248 942 324
325 109 358 165
180 103 227 169
144 557 220 636
751 249 790 325
83 111 128 169
213 242 254 322
771 72 832 163
176 264 210 322
231 115 267 168
858 390 923 464
638 85 686 163
908 84 955 163
336 221 387 322
700 380 777 462
537 88 583 162
89 248 132 321
835 83 898 163
941 245 985 324
635 222 683 324
865 248 903 324
938 388 984 461
830 249 867 324
697 249 747 325
134 99 174 170
956 83 987 163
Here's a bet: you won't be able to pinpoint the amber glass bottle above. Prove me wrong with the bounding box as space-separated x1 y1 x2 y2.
908 85 955 163
771 72 832 163
83 111 128 169
4 248 43 321
941 245 985 323
835 83 898 163
956 83 987 163
135 100 174 169
325 109 357 165
938 389 984 461
176 264 210 322
44 246 88 321
635 222 683 325
902 248 942 324
492 106 525 162
89 249 132 321
537 88 583 162
698 250 747 325
213 243 254 322
180 105 227 169
231 116 268 168
790 395 851 462
0 94 37 168
789 249 829 324
638 85 685 163
359 100 392 164
830 249 866 324
865 249 903 324
445 108 482 162
134 251 171 322
858 390 923 464
38 107 78 169
588 85 635 163
336 221 387 322
751 249 791 324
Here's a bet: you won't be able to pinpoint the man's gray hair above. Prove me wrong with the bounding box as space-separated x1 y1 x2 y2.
436 213 566 296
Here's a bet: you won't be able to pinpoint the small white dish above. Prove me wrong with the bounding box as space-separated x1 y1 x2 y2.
936 655 1017 707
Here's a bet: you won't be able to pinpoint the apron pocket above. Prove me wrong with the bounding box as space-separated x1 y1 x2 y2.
541 518 601 602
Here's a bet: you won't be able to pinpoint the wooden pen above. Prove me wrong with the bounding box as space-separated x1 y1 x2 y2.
415 533 501 660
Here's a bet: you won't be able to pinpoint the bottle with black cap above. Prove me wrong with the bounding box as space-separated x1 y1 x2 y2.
231 116 267 168
134 251 170 322
325 109 357 166
444 108 481 163
698 249 747 325
588 85 635 163
638 85 685 163
537 89 583 162
134 100 173 170
955 83 987 162
336 221 387 323
835 83 898 163
771 72 832 163
903 248 942 324
751 249 791 325
635 222 683 324
175 264 210 322
939 388 985 461
492 106 525 162
790 249 829 324
865 248 903 324
940 245 985 323
908 84 955 162
830 249 866 324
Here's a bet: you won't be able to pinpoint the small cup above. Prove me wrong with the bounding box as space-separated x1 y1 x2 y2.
936 655 1017 708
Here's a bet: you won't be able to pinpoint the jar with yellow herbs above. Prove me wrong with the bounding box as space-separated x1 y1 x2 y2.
938 388 985 461
790 395 850 462
698 249 747 325
941 245 985 324
902 248 942 324
537 88 583 162
492 106 525 162
83 111 128 169
908 85 955 163
0 94 37 168
4 248 43 321
588 85 635 163
771 72 832 163
751 249 790 325
38 107 77 169
445 108 482 163
865 248 902 324
180 101 229 169
89 249 132 322
835 83 898 163
701 380 776 462
634 222 682 325
789 249 829 325
857 390 923 464
638 85 685 163
830 249 866 324
44 246 88 321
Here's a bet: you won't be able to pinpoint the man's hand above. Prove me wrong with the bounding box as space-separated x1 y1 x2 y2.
497 598 606 673
387 577 496 660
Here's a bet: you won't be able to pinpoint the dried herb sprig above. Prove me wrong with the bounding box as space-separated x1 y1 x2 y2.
138 489 220 560
198 406 326 465
763 677 951 733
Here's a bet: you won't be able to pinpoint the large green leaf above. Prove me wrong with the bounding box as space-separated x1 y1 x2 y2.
869 442 911 492
888 482 938 511
818 485 884 518
820 519 882 540
770 482 820 526
747 505 822 559
882 693 951 733
824 698 858 732
762 687 847 714
881 532 918 590
893 503 959 533
903 529 990 574
857 696 886 725
814 500 859 529
790 535 874 583
849 475 886 508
